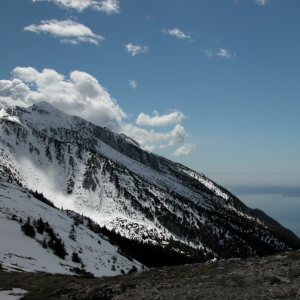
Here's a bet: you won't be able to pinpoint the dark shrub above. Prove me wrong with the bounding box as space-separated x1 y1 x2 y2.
42 237 47 249
128 265 138 274
48 237 67 259
69 267 94 278
72 252 82 263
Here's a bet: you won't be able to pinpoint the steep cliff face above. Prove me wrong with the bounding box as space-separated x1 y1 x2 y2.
0 101 299 259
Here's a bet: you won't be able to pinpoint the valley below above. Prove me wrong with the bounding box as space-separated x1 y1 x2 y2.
1 250 300 299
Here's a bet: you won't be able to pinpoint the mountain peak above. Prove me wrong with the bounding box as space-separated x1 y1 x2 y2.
3 101 78 132
29 101 70 119
30 101 59 113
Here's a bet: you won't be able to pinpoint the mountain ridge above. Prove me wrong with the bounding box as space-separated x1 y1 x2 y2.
0 101 299 261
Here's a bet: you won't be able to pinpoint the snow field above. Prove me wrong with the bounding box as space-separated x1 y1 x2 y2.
0 180 143 277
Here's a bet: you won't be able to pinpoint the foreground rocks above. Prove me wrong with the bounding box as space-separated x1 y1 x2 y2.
1 251 300 299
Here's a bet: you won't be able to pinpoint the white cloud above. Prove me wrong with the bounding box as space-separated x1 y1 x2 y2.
203 49 214 58
254 0 268 5
0 67 125 131
93 0 120 14
0 67 193 154
217 48 232 58
162 28 191 40
0 79 31 101
168 124 188 145
235 0 268 5
129 80 137 89
136 110 185 126
172 143 196 156
24 19 104 45
125 43 149 57
60 37 100 45
31 0 120 14
203 48 236 59
122 124 188 149
144 144 156 152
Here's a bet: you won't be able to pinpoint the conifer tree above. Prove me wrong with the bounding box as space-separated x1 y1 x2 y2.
21 217 35 238
69 225 77 241
36 217 45 234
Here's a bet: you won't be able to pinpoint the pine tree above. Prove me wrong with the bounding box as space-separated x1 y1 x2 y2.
21 217 35 238
53 238 67 259
69 225 76 241
36 217 45 234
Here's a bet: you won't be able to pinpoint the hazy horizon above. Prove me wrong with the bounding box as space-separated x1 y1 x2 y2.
223 185 300 239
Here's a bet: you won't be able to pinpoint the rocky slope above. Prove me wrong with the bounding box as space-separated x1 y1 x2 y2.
1 251 300 299
0 101 299 259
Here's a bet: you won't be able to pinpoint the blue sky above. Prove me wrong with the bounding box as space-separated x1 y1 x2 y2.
0 0 300 189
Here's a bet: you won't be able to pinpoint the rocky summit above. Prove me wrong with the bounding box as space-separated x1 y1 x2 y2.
0 101 300 263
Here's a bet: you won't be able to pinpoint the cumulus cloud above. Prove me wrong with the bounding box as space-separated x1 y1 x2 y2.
0 67 194 154
122 124 188 148
136 110 185 126
31 0 120 14
24 19 104 45
217 48 232 58
168 124 188 145
172 143 196 156
129 80 137 89
125 43 149 57
0 79 31 101
0 67 125 130
162 28 191 40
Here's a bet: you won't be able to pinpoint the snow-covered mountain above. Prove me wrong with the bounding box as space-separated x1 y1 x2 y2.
0 173 143 276
0 101 299 260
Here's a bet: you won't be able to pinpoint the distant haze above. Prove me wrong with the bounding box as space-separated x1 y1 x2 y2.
226 186 300 239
